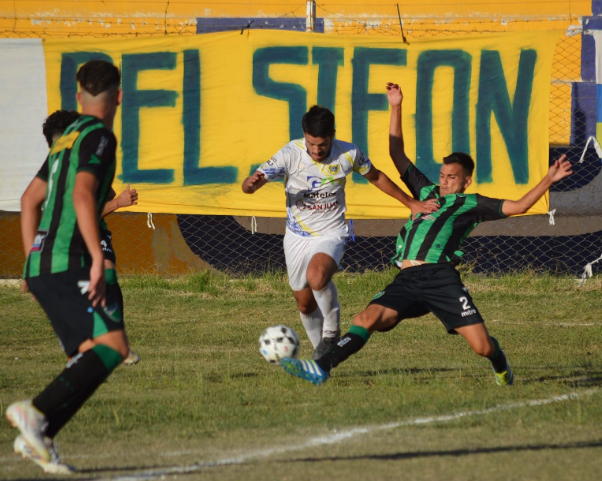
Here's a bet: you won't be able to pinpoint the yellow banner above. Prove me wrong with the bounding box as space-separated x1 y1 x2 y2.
43 30 560 217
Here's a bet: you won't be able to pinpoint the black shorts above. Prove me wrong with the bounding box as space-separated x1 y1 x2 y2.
368 263 484 334
27 269 125 356
101 229 116 266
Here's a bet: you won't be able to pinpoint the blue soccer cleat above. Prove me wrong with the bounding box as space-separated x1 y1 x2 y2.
281 358 330 385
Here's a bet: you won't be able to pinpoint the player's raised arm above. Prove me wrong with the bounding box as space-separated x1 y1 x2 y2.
362 165 439 216
241 170 267 194
502 154 572 216
387 82 413 178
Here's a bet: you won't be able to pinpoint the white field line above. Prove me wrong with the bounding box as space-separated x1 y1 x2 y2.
80 388 600 481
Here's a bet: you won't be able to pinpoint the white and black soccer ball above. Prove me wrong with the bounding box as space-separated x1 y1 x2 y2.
259 325 300 364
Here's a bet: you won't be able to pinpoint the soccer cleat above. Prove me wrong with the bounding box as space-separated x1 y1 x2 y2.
312 333 340 360
14 435 76 475
493 360 514 386
282 358 330 385
6 400 50 462
123 350 141 366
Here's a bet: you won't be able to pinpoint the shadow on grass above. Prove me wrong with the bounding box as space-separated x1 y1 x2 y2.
346 367 602 387
288 438 602 463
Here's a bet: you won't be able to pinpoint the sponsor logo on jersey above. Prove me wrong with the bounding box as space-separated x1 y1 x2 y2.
461 308 477 317
50 131 80 154
306 175 343 190
31 231 47 252
96 135 109 156
295 199 340 211
303 191 336 199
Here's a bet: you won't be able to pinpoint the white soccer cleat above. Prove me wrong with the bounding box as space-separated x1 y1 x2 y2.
6 400 50 462
123 350 141 366
14 435 76 475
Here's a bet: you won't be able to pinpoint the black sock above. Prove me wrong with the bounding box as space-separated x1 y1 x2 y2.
33 345 123 438
316 325 371 371
488 336 508 373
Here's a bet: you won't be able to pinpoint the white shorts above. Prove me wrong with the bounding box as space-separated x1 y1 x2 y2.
283 230 347 291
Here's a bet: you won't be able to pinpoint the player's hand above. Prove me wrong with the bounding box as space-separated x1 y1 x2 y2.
243 171 266 193
547 154 572 183
21 280 38 302
115 184 138 208
386 82 403 107
87 261 106 308
410 198 440 217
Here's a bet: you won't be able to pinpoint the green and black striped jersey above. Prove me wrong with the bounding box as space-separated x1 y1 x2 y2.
392 164 506 266
24 115 117 278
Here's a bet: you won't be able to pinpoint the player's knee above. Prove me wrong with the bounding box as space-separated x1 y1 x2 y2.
306 271 329 291
297 299 318 314
471 339 494 358
352 310 379 331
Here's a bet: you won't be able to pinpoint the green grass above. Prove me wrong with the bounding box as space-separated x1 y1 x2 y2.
1 270 601 480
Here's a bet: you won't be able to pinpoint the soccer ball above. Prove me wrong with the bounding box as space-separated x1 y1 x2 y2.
259 325 300 364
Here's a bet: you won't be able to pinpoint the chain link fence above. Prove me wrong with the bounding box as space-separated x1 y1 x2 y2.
1 14 600 278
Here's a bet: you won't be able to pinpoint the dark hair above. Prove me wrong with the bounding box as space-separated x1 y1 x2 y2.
443 152 474 176
76 60 121 96
42 110 80 147
301 105 335 138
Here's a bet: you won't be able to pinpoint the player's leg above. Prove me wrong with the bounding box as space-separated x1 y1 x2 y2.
423 264 513 386
281 303 400 385
455 324 513 386
103 232 139 366
292 287 322 348
306 236 346 357
282 269 424 384
306 252 340 357
284 232 324 349
7 270 127 469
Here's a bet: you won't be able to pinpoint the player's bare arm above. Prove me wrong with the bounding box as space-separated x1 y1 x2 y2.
387 82 413 177
73 171 106 308
242 171 268 194
502 154 572 216
102 184 138 217
363 165 439 216
20 177 47 258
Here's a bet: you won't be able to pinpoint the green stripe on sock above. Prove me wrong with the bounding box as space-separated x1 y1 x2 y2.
91 344 123 371
349 325 371 342
490 336 501 359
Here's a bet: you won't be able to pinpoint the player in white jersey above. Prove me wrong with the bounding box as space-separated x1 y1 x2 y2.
242 105 438 359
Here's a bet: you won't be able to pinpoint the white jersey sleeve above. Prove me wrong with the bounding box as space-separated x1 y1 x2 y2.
352 147 372 176
257 146 291 181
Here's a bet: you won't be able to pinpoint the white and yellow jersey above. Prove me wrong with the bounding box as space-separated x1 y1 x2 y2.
258 138 372 237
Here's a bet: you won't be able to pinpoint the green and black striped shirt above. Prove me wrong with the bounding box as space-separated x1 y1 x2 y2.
392 164 506 266
24 115 117 278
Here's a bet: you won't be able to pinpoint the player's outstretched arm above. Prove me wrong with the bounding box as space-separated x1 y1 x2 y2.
73 171 106 307
363 166 439 216
102 184 138 217
502 154 572 216
387 82 413 178
242 171 267 194
20 177 47 258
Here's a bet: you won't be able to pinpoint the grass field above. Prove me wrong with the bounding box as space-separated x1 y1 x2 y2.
1 270 601 480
